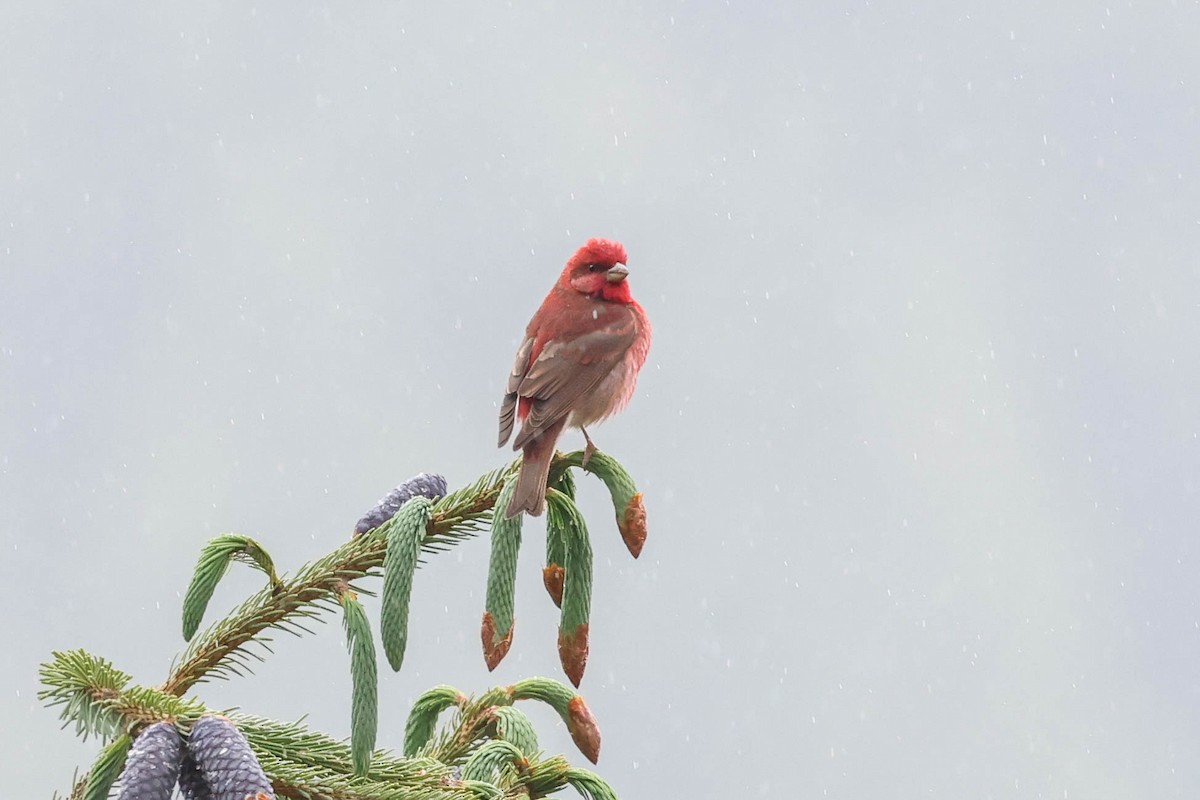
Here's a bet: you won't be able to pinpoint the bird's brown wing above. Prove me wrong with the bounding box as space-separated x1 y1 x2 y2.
510 308 639 450
498 335 535 447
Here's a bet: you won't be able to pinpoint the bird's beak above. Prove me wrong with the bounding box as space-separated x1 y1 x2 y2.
606 263 629 283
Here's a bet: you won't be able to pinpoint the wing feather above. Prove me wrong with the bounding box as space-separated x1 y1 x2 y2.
510 308 638 449
498 335 535 447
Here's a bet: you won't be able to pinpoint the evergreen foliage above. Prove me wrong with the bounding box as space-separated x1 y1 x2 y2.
40 451 645 799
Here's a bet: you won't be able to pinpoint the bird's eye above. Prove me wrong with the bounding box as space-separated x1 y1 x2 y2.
587 263 604 272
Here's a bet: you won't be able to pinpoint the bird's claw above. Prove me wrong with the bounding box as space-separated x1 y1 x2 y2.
581 428 597 468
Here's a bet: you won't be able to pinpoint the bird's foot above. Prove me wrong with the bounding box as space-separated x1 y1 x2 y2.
581 428 597 468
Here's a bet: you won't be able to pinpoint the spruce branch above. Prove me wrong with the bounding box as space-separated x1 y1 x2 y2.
415 678 601 767
550 451 647 558
546 490 593 687
488 706 539 757
338 587 379 777
481 477 521 671
541 469 576 608
83 734 130 800
182 535 281 641
404 685 469 757
39 650 206 741
44 452 642 799
380 497 434 671
460 740 526 784
162 463 519 696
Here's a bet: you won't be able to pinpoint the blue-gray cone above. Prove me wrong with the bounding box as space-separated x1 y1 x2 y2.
186 716 274 800
355 472 448 535
115 722 183 800
177 755 213 800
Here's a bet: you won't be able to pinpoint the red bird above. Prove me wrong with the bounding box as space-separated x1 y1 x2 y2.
499 238 652 518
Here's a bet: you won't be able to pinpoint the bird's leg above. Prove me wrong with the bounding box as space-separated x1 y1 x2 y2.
581 427 597 468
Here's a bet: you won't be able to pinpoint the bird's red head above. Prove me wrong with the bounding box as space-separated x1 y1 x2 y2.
559 238 634 303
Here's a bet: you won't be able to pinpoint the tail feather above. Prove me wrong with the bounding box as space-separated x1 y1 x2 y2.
506 419 567 518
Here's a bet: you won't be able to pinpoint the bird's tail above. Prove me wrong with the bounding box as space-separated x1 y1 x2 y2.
506 419 566 518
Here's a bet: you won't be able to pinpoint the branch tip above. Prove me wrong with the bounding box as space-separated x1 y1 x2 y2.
481 612 514 671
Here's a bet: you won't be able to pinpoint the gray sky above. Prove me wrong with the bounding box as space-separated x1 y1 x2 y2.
3 2 1199 797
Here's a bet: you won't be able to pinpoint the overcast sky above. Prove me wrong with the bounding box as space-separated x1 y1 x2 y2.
4 2 1199 797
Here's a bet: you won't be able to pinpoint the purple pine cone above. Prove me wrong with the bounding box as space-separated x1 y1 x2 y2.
354 472 448 535
178 755 213 800
116 722 183 800
187 715 274 800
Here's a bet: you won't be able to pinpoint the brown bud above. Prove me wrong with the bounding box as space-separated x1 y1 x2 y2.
481 611 514 671
619 492 647 558
542 564 565 608
557 623 590 687
566 695 601 764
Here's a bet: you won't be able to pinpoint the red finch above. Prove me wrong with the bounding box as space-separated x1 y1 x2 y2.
498 238 652 518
